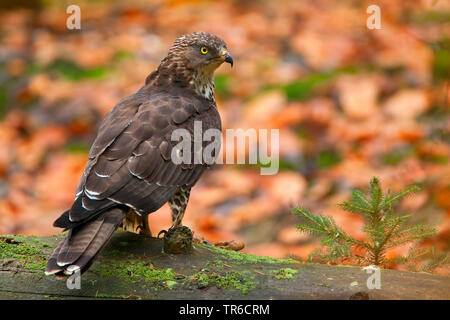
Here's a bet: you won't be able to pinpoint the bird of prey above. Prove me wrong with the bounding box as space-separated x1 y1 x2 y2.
46 32 233 276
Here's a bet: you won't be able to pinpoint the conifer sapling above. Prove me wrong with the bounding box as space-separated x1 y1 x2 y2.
294 177 441 269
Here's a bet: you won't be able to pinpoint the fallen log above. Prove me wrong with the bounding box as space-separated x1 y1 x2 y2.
0 232 448 299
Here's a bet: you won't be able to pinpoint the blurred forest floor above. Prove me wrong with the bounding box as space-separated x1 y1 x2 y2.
0 0 449 274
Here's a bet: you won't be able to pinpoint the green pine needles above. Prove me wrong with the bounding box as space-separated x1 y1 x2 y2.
294 177 442 269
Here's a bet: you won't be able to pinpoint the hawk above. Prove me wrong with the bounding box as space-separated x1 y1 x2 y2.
46 32 233 276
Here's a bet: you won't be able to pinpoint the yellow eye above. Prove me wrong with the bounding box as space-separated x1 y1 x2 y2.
200 47 208 54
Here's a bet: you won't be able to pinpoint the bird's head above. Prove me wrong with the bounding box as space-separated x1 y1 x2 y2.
155 32 232 100
170 32 233 70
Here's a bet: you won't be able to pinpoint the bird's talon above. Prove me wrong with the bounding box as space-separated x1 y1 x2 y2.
158 230 168 238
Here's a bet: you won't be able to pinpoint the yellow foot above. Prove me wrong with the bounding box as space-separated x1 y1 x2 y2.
122 209 152 236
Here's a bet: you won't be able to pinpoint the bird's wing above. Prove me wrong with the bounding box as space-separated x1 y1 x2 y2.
74 94 145 199
66 91 221 224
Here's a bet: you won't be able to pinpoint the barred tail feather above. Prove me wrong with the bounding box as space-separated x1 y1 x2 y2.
46 206 127 276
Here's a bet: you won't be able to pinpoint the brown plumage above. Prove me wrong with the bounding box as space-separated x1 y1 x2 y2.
46 32 232 276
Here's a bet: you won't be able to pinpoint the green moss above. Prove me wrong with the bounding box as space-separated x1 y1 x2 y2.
189 269 255 294
195 243 298 265
96 293 142 300
93 261 179 285
206 259 225 267
334 264 359 268
140 267 177 282
165 280 178 290
0 236 54 272
93 256 256 293
271 268 298 279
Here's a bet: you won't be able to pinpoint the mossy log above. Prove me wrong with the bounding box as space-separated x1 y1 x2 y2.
0 231 449 300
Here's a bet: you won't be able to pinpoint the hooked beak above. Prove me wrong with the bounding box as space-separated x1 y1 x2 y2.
221 50 233 67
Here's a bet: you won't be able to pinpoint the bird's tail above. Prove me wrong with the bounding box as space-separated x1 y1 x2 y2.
45 206 127 276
